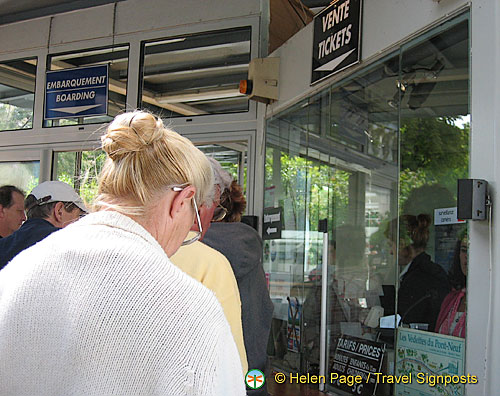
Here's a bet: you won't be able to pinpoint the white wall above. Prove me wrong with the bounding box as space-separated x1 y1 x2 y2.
468 1 500 395
0 0 262 54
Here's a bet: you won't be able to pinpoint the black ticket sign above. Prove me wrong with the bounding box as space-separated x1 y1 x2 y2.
330 335 385 395
311 0 362 84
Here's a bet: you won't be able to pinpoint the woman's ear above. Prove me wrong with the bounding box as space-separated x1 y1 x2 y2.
53 202 65 224
170 186 196 219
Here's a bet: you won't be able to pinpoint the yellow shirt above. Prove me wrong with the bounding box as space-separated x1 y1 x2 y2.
171 238 248 374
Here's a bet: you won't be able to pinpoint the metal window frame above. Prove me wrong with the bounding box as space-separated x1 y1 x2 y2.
0 15 260 145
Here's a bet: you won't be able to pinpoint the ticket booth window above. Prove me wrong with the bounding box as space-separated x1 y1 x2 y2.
264 12 469 396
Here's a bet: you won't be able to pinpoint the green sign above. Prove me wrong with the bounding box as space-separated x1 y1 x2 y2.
396 328 466 396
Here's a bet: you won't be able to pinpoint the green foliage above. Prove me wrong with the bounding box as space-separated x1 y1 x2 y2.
265 148 274 186
54 149 241 209
399 168 433 210
79 151 106 204
0 161 39 193
265 149 350 232
55 150 106 206
399 117 469 207
400 117 468 174
0 103 33 130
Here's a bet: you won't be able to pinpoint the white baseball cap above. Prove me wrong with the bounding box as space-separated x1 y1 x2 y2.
30 181 88 213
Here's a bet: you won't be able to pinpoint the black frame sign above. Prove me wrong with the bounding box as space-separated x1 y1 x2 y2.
311 0 362 85
330 335 385 396
263 207 283 240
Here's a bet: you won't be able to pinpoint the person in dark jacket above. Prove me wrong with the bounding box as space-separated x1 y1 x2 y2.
203 178 273 396
0 181 87 270
396 214 450 331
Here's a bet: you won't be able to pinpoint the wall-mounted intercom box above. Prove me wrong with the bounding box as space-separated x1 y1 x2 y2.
239 57 280 104
457 179 488 220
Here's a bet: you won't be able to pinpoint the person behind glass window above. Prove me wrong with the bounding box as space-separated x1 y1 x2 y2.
435 233 467 338
0 111 246 396
203 178 274 396
0 185 26 238
0 181 86 271
396 214 450 331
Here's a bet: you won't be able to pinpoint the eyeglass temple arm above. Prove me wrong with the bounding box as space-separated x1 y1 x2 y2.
192 196 202 235
172 186 203 235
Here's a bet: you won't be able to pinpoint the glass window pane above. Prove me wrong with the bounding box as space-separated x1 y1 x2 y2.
265 115 308 373
45 45 129 127
264 13 469 396
0 58 37 131
53 150 106 206
140 27 251 117
329 60 400 158
197 143 247 197
397 17 469 339
53 144 247 209
0 161 40 192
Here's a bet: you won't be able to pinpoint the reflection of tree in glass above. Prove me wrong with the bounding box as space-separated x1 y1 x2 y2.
56 150 106 207
399 117 469 208
55 152 77 188
79 151 106 205
0 103 33 130
0 162 39 192
266 152 350 232
265 148 273 186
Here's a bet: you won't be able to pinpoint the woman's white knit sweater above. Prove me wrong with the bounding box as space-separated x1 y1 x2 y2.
0 211 245 396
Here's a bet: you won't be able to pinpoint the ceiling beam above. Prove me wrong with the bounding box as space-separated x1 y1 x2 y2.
0 0 126 25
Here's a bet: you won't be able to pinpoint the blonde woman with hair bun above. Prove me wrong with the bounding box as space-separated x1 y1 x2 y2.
0 111 246 396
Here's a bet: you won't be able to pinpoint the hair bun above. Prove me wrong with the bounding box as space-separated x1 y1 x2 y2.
416 213 431 229
101 111 164 161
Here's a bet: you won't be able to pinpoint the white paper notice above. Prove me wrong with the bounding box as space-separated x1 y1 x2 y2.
380 314 401 328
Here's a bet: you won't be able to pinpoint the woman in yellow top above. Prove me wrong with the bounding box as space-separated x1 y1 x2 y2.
171 158 248 374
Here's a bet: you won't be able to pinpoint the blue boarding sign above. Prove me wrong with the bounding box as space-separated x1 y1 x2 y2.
45 64 108 120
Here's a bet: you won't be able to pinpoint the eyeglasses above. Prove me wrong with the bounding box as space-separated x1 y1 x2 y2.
172 186 202 246
212 205 228 222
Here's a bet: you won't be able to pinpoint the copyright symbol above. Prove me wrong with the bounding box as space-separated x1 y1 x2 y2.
275 372 286 384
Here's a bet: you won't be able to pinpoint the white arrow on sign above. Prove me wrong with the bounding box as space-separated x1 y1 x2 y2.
49 104 101 115
314 48 356 72
266 227 277 235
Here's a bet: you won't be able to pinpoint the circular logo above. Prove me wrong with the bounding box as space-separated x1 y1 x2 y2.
245 369 265 389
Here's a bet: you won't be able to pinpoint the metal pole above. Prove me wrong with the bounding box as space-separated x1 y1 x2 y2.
319 230 329 392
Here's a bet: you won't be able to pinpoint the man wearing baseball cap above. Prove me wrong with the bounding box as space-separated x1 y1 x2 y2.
0 181 87 271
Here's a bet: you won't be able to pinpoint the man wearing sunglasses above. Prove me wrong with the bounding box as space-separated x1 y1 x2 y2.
0 181 87 271
171 157 248 375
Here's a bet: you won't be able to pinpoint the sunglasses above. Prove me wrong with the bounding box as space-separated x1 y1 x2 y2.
172 186 202 246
